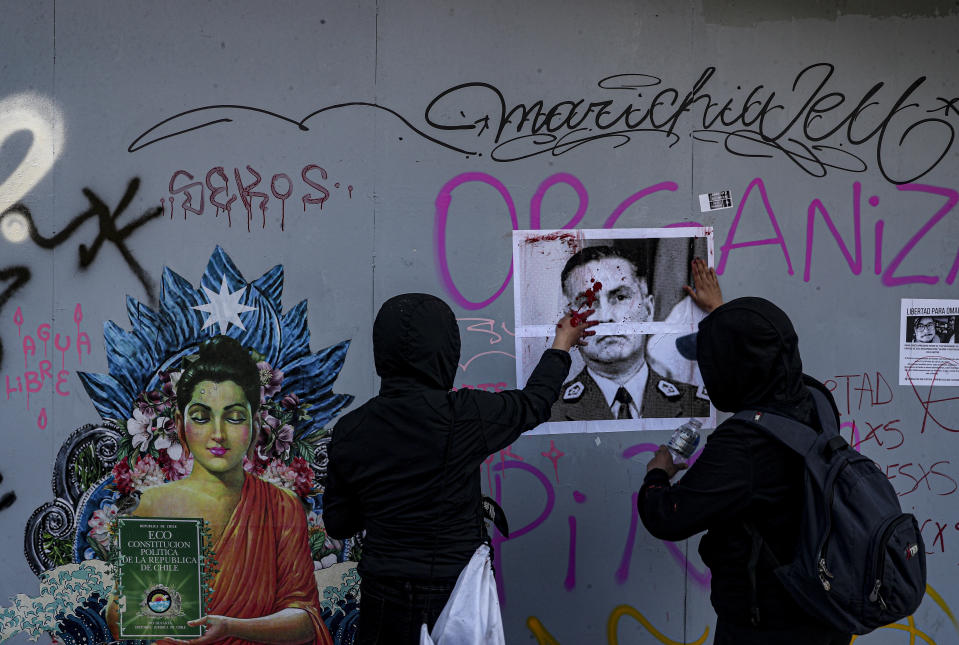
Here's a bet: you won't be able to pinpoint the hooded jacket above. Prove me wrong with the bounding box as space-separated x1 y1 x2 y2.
638 297 842 628
323 293 572 579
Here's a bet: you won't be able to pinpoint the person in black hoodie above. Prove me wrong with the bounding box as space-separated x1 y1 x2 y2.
637 297 851 645
322 293 595 645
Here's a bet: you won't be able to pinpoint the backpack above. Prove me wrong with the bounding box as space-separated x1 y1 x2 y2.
733 385 927 635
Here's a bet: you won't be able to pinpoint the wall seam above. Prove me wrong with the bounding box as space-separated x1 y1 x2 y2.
371 0 379 395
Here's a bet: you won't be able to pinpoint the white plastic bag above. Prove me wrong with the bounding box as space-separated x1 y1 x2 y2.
419 544 505 645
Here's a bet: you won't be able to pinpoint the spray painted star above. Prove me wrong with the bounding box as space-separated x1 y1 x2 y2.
192 276 257 334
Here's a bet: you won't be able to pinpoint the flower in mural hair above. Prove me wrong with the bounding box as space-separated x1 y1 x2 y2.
289 457 315 497
88 503 118 551
274 423 295 457
152 416 183 460
260 458 313 496
137 390 167 415
159 450 193 481
280 393 300 411
243 454 267 476
261 459 295 491
256 410 281 457
160 370 182 398
131 454 165 490
126 408 154 452
112 457 135 496
257 361 284 402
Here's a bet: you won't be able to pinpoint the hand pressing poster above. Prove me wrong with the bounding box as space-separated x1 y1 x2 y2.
513 228 716 434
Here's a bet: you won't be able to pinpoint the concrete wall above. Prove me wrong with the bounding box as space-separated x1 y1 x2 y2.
1 1 958 643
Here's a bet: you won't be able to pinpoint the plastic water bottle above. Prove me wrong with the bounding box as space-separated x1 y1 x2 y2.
667 419 703 462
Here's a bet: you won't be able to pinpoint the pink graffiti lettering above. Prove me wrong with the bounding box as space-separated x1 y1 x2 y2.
169 170 204 219
206 166 236 225
270 173 293 231
3 305 89 420
436 172 519 310
803 181 863 282
619 442 710 589
302 164 330 211
234 165 268 231
846 418 904 451
529 173 588 230
603 181 678 228
717 177 794 276
165 164 352 229
55 369 69 397
54 333 71 369
882 183 959 286
490 461 556 604
541 440 565 483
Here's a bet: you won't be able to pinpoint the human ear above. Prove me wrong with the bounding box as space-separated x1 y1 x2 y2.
175 411 190 459
247 413 261 460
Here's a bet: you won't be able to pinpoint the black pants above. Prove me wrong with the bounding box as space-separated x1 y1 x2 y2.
714 617 852 645
357 574 457 645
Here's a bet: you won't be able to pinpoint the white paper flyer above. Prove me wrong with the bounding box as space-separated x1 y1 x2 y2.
899 299 959 386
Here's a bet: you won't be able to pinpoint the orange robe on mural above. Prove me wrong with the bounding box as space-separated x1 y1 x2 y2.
210 473 333 645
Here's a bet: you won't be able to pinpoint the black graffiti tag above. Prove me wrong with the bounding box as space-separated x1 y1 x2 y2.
129 64 959 184
0 469 14 512
0 177 162 369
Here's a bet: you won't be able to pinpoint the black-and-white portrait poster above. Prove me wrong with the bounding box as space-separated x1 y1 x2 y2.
513 228 716 434
899 298 959 386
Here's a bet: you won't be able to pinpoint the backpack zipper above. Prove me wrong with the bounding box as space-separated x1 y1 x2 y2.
869 579 886 610
868 514 910 610
818 557 835 590
816 458 855 590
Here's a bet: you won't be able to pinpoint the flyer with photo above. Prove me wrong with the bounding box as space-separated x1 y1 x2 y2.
117 517 205 639
899 299 959 386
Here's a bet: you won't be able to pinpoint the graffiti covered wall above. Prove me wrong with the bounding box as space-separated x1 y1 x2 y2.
2 1 959 643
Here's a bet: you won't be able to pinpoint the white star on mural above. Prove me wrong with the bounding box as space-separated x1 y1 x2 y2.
192 276 257 335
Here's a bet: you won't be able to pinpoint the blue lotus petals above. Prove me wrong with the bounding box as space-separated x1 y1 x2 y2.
77 249 353 434
103 321 153 394
280 301 311 364
76 372 138 422
201 246 249 296
250 264 285 314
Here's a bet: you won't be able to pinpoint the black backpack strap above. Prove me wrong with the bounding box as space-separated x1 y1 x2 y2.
731 407 818 456
731 386 842 458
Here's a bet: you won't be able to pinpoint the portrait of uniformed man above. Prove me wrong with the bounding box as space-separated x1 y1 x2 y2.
548 244 709 422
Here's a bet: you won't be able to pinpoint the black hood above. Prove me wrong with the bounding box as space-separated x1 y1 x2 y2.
373 293 460 392
697 297 811 419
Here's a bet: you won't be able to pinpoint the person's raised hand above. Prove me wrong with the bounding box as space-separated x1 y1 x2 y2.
551 309 598 352
683 258 723 313
646 445 688 479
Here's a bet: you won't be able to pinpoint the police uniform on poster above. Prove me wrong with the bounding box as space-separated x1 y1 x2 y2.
548 366 709 421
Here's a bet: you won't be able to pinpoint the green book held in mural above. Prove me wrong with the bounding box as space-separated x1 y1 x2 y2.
115 517 206 639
